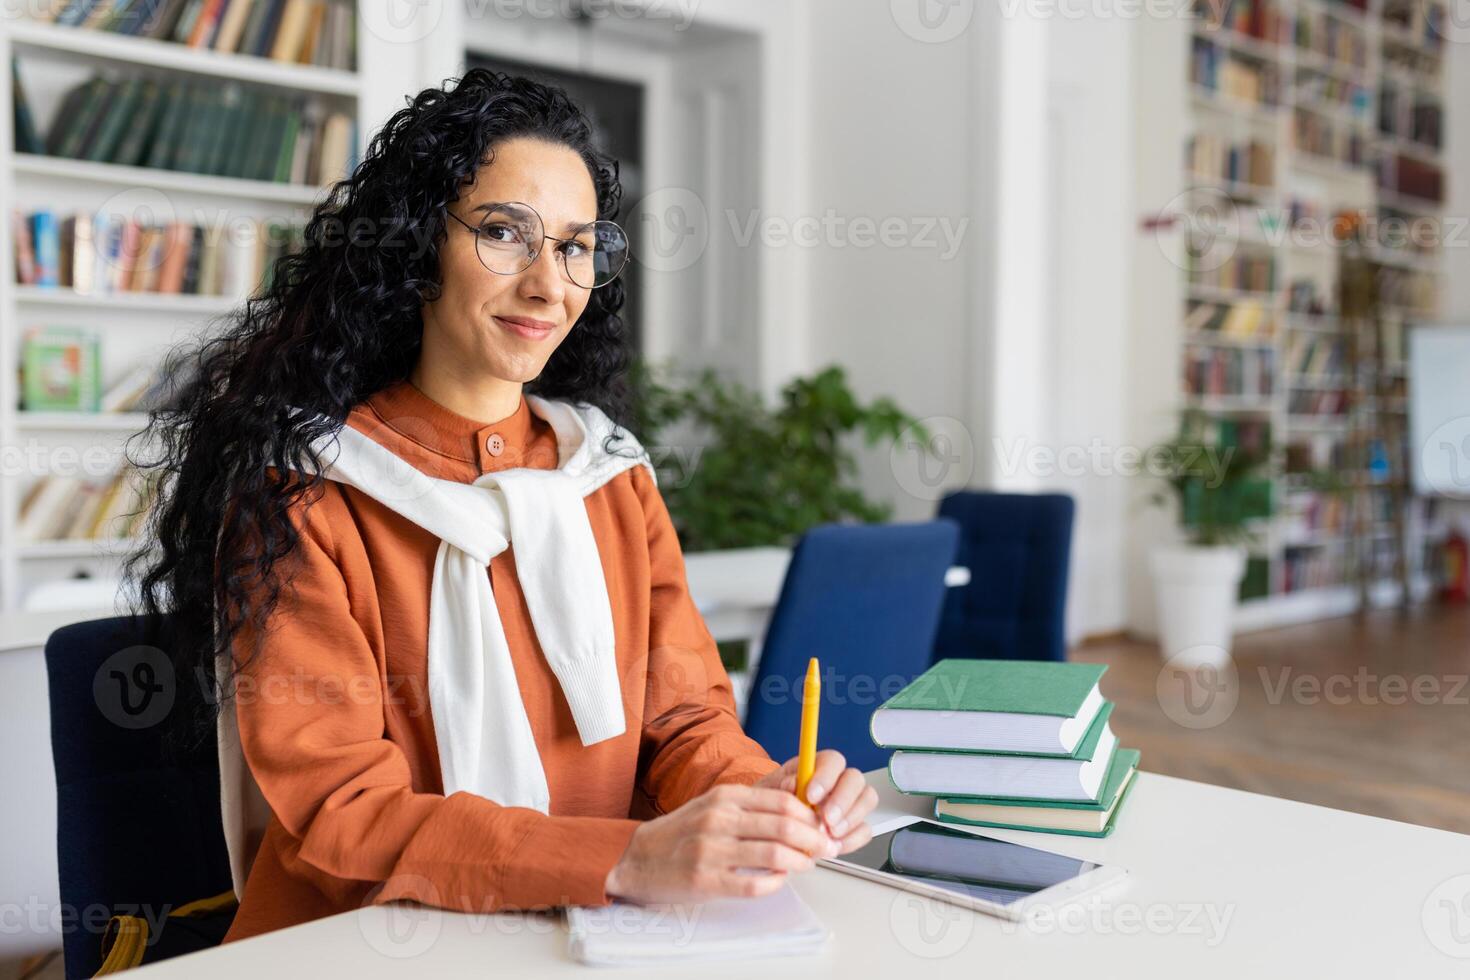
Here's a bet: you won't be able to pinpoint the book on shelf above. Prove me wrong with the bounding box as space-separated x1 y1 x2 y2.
870 659 1109 756
1184 299 1277 339
22 326 102 411
887 702 1119 802
27 0 356 70
18 469 159 543
934 749 1142 838
15 69 358 186
14 207 302 299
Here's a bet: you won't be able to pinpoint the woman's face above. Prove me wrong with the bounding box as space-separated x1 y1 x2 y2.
424 137 600 384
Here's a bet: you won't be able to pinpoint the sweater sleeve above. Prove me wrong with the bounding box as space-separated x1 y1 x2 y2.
230 481 638 913
628 464 781 814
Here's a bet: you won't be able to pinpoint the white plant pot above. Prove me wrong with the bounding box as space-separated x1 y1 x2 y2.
1150 545 1247 666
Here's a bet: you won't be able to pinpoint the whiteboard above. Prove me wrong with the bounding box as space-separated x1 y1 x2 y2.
1408 324 1470 498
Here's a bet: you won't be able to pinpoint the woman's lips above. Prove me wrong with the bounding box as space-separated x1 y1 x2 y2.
494 315 556 340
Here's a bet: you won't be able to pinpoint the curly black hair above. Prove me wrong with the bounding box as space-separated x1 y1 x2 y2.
120 68 635 756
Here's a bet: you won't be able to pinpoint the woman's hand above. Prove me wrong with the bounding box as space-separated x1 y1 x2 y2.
604 783 839 904
755 750 878 855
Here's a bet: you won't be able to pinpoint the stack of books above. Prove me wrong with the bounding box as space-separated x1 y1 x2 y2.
871 660 1141 838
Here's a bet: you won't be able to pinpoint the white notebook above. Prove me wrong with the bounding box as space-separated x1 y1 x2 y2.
565 881 829 966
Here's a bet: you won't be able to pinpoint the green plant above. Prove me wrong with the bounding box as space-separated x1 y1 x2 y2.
629 360 930 553
1149 408 1274 547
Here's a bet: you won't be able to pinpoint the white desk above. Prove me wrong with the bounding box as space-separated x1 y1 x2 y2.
130 770 1470 977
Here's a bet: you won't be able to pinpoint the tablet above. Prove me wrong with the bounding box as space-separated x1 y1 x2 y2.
819 816 1128 921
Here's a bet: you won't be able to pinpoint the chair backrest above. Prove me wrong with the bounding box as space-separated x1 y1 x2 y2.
45 614 232 980
933 491 1075 663
743 520 960 773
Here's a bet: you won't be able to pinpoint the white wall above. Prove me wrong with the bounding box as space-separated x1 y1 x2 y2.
799 2 1134 641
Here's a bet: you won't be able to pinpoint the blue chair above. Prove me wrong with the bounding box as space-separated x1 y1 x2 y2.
743 520 961 773
45 614 233 979
932 491 1075 663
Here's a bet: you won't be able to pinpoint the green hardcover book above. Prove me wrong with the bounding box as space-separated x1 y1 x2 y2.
886 702 1118 801
246 93 282 182
204 83 244 176
871 659 1108 756
43 76 98 157
110 79 164 167
222 89 262 179
146 80 191 171
176 84 218 174
272 101 301 183
83 76 142 162
934 749 1142 838
55 76 113 159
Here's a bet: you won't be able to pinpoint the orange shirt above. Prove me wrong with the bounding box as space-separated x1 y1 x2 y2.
222 379 779 943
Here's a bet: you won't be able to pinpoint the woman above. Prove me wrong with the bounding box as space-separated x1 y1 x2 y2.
125 69 877 942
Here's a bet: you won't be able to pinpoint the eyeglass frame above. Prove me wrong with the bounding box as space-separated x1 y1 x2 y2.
444 202 629 290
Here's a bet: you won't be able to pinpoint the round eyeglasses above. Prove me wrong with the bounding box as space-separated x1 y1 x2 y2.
446 202 629 290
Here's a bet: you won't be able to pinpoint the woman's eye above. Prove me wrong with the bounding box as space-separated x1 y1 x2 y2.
481 222 524 244
561 239 592 257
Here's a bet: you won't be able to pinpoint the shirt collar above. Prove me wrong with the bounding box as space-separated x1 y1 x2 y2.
364 378 549 472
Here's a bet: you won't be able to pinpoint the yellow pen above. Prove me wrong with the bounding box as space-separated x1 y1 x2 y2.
795 657 821 806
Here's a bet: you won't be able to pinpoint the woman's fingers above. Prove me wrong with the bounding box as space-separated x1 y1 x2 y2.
835 819 875 855
801 749 847 805
735 810 838 858
713 784 821 825
729 838 819 874
817 767 870 835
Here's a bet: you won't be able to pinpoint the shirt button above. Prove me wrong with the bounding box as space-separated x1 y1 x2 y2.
486 433 505 457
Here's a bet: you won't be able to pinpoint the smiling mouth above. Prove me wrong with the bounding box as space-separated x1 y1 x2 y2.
494 316 556 340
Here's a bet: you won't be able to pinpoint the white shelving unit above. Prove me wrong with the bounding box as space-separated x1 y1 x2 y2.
1133 0 1449 632
0 12 368 611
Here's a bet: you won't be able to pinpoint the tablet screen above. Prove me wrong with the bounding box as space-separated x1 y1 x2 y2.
834 820 1100 908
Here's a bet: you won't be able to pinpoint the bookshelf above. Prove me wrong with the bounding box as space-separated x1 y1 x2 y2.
0 5 368 611
1155 0 1450 630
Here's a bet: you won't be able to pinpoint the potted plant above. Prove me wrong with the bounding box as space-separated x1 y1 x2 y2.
1147 409 1273 666
629 360 930 669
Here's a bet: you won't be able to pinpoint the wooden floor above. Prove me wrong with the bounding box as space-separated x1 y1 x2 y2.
1074 603 1470 835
